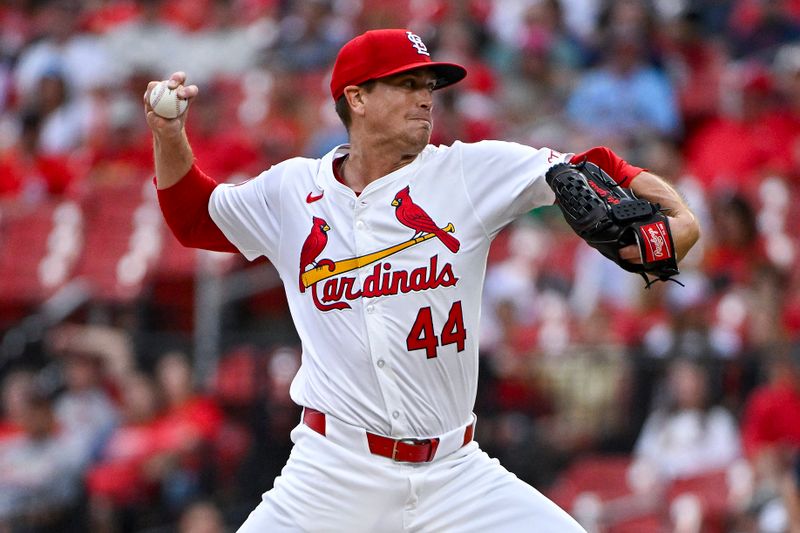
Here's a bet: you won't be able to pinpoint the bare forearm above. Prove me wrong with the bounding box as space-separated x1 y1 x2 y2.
153 130 194 189
629 171 700 261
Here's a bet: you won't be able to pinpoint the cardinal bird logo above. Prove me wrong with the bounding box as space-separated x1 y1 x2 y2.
299 217 333 292
392 186 460 253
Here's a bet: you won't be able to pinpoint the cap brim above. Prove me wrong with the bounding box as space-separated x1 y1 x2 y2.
371 61 467 91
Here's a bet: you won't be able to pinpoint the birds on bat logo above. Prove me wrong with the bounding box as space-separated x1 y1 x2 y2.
391 186 460 253
298 187 461 310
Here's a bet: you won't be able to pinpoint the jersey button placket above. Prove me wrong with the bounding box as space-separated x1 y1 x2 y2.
353 201 407 434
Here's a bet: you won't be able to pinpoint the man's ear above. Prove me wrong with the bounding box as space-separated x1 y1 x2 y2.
344 85 367 118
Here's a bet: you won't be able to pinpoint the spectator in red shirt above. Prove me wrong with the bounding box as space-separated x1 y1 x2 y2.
683 62 778 194
85 96 153 185
429 20 501 145
741 348 800 503
660 9 729 137
762 43 800 182
154 351 223 453
150 351 223 511
703 193 768 292
0 111 75 202
86 372 162 531
186 82 260 181
486 298 548 417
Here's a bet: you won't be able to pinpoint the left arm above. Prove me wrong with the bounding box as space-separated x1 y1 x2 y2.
625 171 700 263
571 147 700 264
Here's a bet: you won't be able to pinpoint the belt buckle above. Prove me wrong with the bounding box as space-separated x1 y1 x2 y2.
391 438 430 462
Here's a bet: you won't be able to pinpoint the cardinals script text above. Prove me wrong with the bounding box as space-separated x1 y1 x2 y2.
310 255 458 311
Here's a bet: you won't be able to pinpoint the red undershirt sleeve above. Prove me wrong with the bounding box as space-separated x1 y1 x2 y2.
570 146 645 188
155 164 238 253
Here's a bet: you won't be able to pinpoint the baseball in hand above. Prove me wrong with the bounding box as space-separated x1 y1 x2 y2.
149 81 189 119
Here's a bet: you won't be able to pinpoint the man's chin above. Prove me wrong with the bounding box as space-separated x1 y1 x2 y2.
408 129 432 150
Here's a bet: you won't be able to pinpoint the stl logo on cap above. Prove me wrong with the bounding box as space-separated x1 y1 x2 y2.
329 29 466 100
406 32 430 56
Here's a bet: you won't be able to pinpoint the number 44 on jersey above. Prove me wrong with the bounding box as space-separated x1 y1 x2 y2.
406 301 466 359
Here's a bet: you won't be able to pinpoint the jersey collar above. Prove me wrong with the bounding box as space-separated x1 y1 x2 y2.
315 144 429 198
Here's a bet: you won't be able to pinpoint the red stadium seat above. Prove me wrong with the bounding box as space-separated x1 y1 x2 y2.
0 200 83 313
608 514 665 533
76 182 163 301
667 470 730 533
548 455 634 510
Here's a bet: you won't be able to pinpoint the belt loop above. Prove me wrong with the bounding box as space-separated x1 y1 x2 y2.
428 438 440 461
462 421 474 447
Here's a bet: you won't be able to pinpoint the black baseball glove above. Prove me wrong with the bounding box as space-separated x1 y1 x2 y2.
545 160 680 287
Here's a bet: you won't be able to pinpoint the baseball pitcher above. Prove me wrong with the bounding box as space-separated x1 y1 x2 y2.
144 29 700 532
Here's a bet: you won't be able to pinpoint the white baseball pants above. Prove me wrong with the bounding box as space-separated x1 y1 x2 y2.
236 417 586 532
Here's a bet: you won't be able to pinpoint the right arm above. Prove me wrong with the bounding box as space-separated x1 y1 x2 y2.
144 72 235 252
144 71 196 189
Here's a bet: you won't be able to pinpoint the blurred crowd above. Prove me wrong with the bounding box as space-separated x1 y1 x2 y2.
3 0 800 531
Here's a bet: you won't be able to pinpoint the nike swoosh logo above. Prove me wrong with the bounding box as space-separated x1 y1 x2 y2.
306 192 324 203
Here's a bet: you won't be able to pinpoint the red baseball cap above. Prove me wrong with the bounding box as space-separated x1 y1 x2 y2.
330 29 467 101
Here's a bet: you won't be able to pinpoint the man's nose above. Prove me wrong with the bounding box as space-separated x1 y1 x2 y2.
418 90 433 109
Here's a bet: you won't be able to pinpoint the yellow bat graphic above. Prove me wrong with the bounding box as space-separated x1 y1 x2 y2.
300 223 455 288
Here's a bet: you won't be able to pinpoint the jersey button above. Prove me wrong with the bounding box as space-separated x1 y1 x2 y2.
392 411 400 419
356 220 365 230
376 359 385 368
366 304 374 313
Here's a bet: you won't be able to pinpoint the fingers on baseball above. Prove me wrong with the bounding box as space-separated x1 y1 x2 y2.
168 71 187 86
177 85 198 100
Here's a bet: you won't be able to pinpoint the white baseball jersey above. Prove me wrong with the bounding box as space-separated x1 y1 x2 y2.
209 140 570 438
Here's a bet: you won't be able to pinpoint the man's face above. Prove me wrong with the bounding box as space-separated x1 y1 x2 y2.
359 69 437 153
